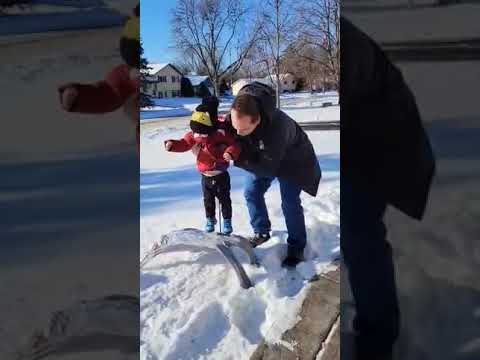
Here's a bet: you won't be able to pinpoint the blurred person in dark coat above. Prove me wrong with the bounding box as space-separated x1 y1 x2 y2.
341 16 435 360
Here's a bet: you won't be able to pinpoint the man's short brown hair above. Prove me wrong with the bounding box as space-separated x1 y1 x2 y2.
232 94 260 122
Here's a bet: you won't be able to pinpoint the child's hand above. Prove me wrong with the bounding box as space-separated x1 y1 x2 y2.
191 144 200 156
223 152 233 162
58 84 79 111
165 141 173 151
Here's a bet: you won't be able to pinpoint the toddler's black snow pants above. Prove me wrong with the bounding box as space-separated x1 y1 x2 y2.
201 172 232 220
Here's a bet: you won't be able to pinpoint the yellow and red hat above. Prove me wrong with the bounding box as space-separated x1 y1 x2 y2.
190 111 215 135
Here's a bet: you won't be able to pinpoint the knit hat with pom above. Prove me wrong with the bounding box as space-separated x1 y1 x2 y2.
197 96 219 123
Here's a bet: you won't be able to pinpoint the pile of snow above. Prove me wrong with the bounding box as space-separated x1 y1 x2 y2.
140 124 339 359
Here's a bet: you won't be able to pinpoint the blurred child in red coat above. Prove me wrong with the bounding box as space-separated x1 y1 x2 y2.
58 4 140 152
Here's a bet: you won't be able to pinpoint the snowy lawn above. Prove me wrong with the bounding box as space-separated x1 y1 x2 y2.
140 123 339 360
284 106 339 123
140 92 339 123
141 96 234 122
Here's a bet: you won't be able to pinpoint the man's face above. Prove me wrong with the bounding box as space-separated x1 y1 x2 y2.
230 108 260 136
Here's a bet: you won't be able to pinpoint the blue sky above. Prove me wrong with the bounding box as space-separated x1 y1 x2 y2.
141 0 259 65
141 0 178 64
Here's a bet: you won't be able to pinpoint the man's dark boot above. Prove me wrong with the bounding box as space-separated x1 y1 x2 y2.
249 233 271 248
282 245 305 268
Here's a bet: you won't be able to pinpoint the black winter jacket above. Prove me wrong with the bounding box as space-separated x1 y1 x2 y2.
341 16 435 220
224 82 322 196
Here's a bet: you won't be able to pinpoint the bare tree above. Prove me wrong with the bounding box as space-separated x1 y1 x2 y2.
283 43 323 92
178 49 198 75
171 0 260 96
295 0 340 89
256 0 295 108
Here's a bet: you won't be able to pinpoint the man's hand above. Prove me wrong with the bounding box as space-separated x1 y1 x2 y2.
165 141 173 151
58 84 79 111
223 152 233 162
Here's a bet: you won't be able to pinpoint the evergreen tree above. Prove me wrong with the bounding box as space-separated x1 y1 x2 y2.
139 40 154 108
181 77 194 97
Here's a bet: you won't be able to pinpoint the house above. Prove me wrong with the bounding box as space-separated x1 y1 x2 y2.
183 75 214 97
231 73 297 96
271 73 297 93
142 63 182 98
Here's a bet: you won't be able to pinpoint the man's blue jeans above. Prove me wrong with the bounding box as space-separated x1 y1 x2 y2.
244 172 306 252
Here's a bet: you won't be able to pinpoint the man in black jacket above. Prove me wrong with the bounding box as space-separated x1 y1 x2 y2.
341 17 435 359
224 82 322 267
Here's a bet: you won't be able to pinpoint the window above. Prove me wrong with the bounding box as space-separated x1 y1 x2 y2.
172 76 176 83
158 76 167 82
284 81 287 85
158 91 163 98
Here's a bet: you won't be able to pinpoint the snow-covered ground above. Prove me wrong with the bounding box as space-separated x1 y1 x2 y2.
140 121 339 359
281 92 339 123
140 91 339 123
1 0 134 15
141 96 234 121
0 1 129 37
285 106 340 123
347 2 480 43
1 24 139 360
